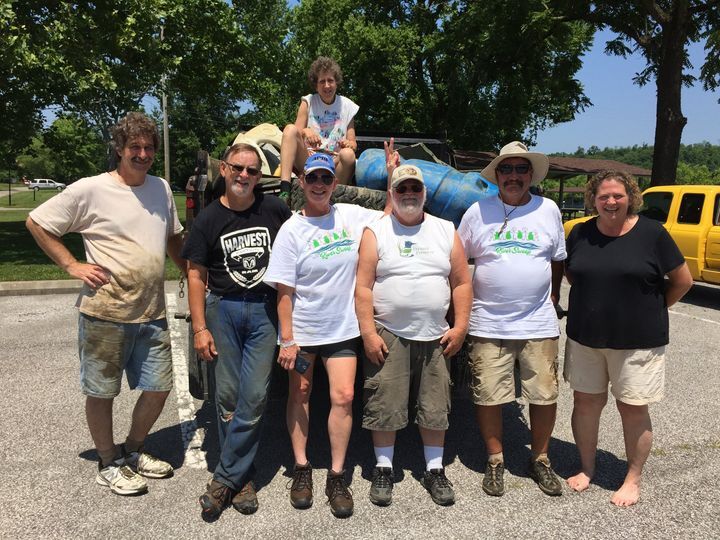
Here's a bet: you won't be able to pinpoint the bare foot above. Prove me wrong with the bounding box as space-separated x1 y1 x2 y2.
567 471 592 492
611 481 640 507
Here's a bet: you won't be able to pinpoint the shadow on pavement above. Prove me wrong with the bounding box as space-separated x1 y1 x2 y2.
678 282 720 310
79 352 627 495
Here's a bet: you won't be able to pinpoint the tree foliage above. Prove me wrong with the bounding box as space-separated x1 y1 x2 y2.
285 0 593 149
10 0 718 189
16 115 105 183
556 0 720 185
553 141 720 185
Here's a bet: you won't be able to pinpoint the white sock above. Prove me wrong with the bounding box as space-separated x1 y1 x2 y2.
424 446 444 471
374 445 394 468
488 452 504 465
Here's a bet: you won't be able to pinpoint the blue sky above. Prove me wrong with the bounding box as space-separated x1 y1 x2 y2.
533 29 720 154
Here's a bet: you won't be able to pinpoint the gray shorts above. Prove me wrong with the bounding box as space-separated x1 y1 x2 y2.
78 313 173 398
362 326 451 432
299 337 360 359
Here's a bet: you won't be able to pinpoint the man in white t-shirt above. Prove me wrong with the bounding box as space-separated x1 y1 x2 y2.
26 112 185 497
458 141 566 498
355 164 472 507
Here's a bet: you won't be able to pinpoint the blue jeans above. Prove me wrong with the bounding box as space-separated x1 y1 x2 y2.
205 292 278 490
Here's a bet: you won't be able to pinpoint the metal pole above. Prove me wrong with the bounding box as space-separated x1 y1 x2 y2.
161 25 170 183
162 93 170 182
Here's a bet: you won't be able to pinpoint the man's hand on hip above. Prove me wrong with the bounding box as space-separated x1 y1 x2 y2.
66 261 111 289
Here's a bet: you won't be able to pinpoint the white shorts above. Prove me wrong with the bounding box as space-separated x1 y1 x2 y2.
563 337 665 405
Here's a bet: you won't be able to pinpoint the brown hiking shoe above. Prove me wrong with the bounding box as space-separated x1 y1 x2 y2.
325 470 353 518
529 456 563 496
232 480 259 514
199 479 233 520
289 462 313 509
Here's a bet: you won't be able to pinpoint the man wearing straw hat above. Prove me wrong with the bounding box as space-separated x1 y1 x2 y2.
458 141 566 498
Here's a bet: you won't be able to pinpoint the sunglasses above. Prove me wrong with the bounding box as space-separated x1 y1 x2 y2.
224 162 261 176
304 173 334 185
394 184 424 194
496 164 531 175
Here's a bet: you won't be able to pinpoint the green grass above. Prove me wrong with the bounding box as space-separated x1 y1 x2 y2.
0 189 64 209
0 192 187 282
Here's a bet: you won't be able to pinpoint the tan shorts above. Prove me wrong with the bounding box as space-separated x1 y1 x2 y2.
563 338 665 405
467 336 559 406
362 326 451 431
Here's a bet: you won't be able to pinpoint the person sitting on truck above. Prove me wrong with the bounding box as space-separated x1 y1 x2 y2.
183 142 291 520
278 56 359 201
564 170 693 507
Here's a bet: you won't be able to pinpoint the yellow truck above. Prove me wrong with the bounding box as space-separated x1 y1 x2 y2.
563 185 720 285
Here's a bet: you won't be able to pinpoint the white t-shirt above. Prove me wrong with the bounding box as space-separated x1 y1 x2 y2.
29 172 183 323
302 94 359 153
369 214 455 340
458 194 566 339
264 203 382 346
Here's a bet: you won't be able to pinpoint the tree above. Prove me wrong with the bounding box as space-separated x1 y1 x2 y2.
558 1 720 186
42 115 106 184
2 0 292 179
0 0 45 168
288 0 594 149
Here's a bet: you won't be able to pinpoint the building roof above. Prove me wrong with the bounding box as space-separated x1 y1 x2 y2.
452 150 652 178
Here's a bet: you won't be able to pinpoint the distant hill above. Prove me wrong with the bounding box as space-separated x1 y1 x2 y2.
550 142 720 172
550 142 720 185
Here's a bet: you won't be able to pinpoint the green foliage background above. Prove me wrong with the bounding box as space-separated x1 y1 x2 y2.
1 0 719 187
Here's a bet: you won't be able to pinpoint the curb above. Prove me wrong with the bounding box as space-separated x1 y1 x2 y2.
0 280 83 297
0 279 184 297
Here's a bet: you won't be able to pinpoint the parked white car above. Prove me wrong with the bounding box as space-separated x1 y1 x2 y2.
27 178 66 191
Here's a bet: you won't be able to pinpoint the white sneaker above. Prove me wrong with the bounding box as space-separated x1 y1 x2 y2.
96 460 148 495
124 449 174 479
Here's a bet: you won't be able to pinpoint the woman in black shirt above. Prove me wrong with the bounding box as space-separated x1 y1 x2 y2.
564 170 692 507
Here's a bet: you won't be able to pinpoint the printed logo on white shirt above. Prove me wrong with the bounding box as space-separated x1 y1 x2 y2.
491 227 542 256
307 228 355 259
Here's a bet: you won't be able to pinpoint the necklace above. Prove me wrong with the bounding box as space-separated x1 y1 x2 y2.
498 200 519 234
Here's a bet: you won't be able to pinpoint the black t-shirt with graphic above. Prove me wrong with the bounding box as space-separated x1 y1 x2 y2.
182 192 291 296
566 215 685 349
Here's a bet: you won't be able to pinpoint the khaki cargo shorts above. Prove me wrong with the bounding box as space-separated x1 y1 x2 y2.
362 326 451 431
563 337 665 405
467 336 559 406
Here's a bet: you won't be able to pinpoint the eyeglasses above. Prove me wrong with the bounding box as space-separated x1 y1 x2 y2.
496 163 531 175
304 173 334 185
394 184 424 194
224 162 261 176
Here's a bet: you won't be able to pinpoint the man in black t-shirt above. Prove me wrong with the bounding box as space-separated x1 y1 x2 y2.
182 142 291 520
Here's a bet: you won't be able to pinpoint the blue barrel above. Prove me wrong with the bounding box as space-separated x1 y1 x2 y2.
356 148 498 226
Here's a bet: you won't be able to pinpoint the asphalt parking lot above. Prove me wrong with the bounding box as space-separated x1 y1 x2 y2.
1 281 719 539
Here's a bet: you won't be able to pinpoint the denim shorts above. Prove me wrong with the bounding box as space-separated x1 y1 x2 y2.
78 313 173 398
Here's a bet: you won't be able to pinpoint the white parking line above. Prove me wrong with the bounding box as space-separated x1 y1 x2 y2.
166 293 207 469
669 309 720 326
